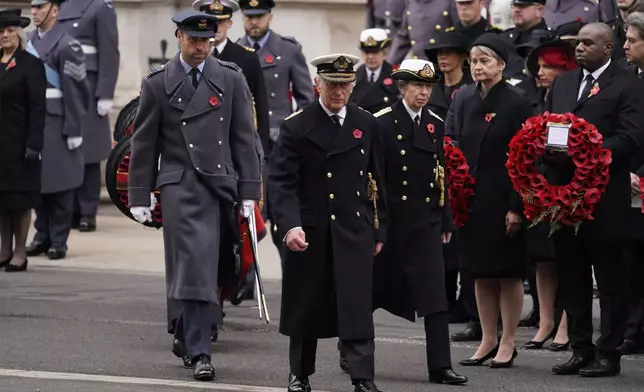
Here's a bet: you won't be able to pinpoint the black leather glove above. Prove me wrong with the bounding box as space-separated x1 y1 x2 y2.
542 150 571 166
24 147 41 161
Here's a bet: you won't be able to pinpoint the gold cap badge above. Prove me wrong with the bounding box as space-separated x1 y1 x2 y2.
249 0 259 6
210 0 224 11
197 19 208 29
333 56 349 70
364 36 377 47
419 64 434 79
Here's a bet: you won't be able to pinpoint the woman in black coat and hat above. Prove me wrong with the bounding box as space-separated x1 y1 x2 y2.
0 9 46 272
446 33 532 368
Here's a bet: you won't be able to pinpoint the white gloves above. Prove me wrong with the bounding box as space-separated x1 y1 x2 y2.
241 200 254 218
130 193 157 224
67 136 83 150
97 99 114 117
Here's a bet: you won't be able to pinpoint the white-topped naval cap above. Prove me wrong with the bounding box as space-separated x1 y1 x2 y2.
192 0 240 13
392 59 440 83
310 53 361 83
360 28 388 43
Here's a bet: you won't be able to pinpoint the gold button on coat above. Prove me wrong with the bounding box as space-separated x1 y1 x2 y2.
411 40 416 45
400 150 406 155
331 215 336 220
402 195 407 201
443 10 448 16
329 194 335 199
402 166 408 171
402 181 408 185
327 172 332 178
397 134 402 140
436 25 441 30
426 197 431 202
429 39 436 44
356 212 361 217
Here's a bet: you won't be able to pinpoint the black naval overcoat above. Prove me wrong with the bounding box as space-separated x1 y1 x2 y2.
372 101 452 322
349 61 399 114
446 82 532 277
267 101 387 340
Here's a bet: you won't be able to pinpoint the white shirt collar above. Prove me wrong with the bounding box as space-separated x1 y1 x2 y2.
215 39 227 55
402 99 422 122
366 66 382 82
582 59 611 81
319 98 347 121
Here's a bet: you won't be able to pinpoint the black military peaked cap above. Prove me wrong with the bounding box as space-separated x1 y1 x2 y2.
172 10 218 38
239 0 275 15
511 0 546 5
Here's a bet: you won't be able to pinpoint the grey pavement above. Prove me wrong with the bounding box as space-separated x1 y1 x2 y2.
0 205 642 392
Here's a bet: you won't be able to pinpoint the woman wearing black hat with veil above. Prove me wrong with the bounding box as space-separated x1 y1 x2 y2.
0 9 46 272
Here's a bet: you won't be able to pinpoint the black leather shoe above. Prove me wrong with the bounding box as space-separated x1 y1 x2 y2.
552 355 594 375
171 339 193 368
193 355 215 381
429 368 468 385
5 259 28 272
518 308 539 328
451 322 482 342
338 340 349 374
354 380 382 392
78 216 96 232
619 339 639 355
549 341 570 352
287 374 311 392
578 358 621 377
46 244 67 260
26 241 50 257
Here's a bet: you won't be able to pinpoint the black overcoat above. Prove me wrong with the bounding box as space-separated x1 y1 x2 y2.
446 82 532 277
267 101 387 340
544 61 644 241
0 49 46 193
349 62 399 114
372 100 452 322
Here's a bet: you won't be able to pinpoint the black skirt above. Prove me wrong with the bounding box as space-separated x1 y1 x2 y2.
0 191 40 213
525 222 556 262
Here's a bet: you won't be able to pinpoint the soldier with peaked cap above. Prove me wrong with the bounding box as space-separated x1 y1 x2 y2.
25 0 90 260
366 0 406 37
268 53 387 392
127 9 261 381
350 28 399 114
55 0 119 232
370 59 468 385
452 0 503 46
237 0 315 276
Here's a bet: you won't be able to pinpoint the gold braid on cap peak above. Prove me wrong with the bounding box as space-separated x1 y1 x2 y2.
367 172 380 230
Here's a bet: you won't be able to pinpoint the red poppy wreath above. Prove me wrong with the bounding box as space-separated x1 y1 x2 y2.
505 112 612 235
443 136 476 228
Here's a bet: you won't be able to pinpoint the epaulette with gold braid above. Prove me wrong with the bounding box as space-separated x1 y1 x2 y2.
284 109 302 121
241 45 256 52
373 106 392 118
145 65 165 79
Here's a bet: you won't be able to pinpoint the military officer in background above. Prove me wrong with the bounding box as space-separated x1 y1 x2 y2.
452 0 502 45
366 0 406 37
127 10 261 380
543 0 602 30
26 0 90 260
350 28 399 114
386 0 460 65
372 59 468 385
268 53 387 392
500 0 550 82
56 0 119 232
237 0 315 273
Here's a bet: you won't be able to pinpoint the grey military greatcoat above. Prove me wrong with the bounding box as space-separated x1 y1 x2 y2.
58 0 119 163
543 0 602 30
368 0 407 37
27 24 89 194
237 30 314 145
128 54 261 305
386 0 460 65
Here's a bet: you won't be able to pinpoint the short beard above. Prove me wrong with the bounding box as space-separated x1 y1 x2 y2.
248 26 269 39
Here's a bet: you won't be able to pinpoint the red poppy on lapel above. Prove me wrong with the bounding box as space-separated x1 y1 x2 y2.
427 124 435 134
209 96 219 106
485 113 496 122
353 129 363 139
7 58 16 70
589 83 600 97
383 78 392 86
264 55 274 64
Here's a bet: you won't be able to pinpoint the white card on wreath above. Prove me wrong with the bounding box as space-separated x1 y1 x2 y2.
545 122 571 151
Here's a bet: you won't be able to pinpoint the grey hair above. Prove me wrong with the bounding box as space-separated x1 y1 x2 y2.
396 80 410 91
626 11 644 40
471 45 505 65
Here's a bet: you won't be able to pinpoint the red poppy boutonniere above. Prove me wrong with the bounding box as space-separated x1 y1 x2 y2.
264 55 274 64
588 82 600 98
485 113 496 122
427 124 435 134
383 77 393 86
7 58 16 70
353 128 363 139
209 95 219 106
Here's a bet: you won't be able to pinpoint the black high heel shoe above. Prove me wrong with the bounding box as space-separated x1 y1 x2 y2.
548 341 570 352
489 349 518 368
0 253 12 268
459 345 499 366
522 328 556 349
5 259 28 272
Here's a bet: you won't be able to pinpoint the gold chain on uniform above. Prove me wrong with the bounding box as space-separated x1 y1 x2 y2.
436 160 445 207
367 172 379 230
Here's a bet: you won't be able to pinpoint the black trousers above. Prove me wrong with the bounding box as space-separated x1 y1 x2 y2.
291 337 375 383
424 312 452 370
74 163 102 216
624 242 644 342
33 190 74 246
554 236 630 360
173 300 212 360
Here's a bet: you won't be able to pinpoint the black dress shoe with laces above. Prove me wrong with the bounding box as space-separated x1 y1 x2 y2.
46 244 67 260
552 355 594 375
429 368 468 384
26 241 50 257
171 339 193 368
287 374 311 392
451 321 482 342
79 216 97 232
193 355 215 381
354 380 382 392
578 358 621 377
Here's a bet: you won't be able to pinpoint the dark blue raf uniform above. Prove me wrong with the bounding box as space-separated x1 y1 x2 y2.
127 10 261 381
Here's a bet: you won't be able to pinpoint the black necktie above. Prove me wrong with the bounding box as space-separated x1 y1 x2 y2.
414 115 420 127
253 42 261 51
331 114 342 128
213 48 219 57
578 74 595 101
189 68 199 89
370 72 375 84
